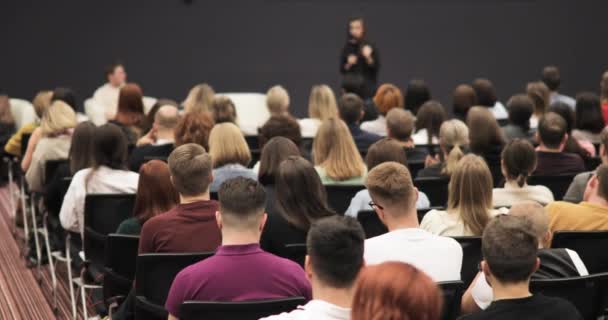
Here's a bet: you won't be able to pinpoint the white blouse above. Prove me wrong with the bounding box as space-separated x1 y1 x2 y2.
298 118 322 138
420 208 508 237
492 181 555 207
360 115 387 137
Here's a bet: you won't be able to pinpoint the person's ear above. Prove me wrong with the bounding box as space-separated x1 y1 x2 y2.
215 211 223 230
532 257 541 273
260 213 268 232
304 255 313 281
375 206 387 225
481 261 492 283
560 133 569 150
413 187 420 203
543 231 552 249
583 175 598 202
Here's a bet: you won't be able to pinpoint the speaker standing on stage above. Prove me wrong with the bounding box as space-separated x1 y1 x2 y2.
340 17 380 99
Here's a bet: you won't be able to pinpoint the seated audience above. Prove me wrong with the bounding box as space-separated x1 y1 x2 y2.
4 90 52 156
0 93 16 148
165 177 312 320
404 79 431 115
141 98 178 132
208 122 256 192
467 106 506 183
110 83 146 145
418 119 469 178
364 162 463 281
129 104 179 171
472 78 507 120
534 112 585 175
421 155 506 236
412 100 447 145
564 127 608 203
211 96 237 124
93 62 126 119
258 115 309 162
299 85 339 138
458 214 582 320
572 92 605 144
266 85 290 117
116 160 179 235
542 65 576 109
352 262 443 320
601 71 608 123
337 93 381 151
386 108 427 162
345 138 430 217
340 73 378 121
261 156 335 255
258 136 300 205
461 202 588 314
361 83 403 136
262 216 365 320
173 111 214 149
182 83 214 114
502 94 535 141
493 139 554 206
452 84 477 121
548 101 595 157
52 87 87 121
60 123 139 234
313 118 367 185
526 81 550 129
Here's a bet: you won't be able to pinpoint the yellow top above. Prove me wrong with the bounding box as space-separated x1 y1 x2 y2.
4 122 38 156
547 201 608 232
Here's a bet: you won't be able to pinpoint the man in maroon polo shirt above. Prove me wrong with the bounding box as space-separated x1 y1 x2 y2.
165 177 312 319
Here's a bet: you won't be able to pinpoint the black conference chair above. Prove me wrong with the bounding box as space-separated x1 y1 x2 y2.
210 192 218 200
527 174 577 200
584 157 601 171
417 206 446 223
408 160 425 178
135 252 215 320
439 281 465 320
44 159 69 187
357 210 387 239
325 185 366 215
179 297 306 320
530 273 608 320
244 135 259 151
103 234 140 312
250 149 261 169
452 236 482 287
279 243 307 268
301 138 314 153
551 231 608 274
414 177 449 207
143 155 168 163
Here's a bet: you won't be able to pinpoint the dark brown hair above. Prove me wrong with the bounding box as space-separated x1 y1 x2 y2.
132 160 179 224
69 121 96 174
467 106 506 154
502 139 537 187
258 137 301 186
116 83 145 128
472 78 498 107
174 111 215 149
415 100 447 145
258 115 302 148
452 84 477 120
538 112 567 149
506 94 534 131
404 79 431 115
211 96 237 124
575 92 604 134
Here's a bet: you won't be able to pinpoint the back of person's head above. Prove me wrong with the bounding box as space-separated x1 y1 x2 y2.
41 100 77 136
258 115 302 148
32 90 53 119
386 108 414 142
547 102 575 133
341 73 366 98
452 84 478 120
116 83 144 126
307 216 365 289
211 96 237 124
145 99 178 130
174 111 214 149
471 78 498 107
482 215 539 284
92 123 128 170
352 262 443 320
415 100 447 143
338 93 364 125
502 139 537 187
51 87 78 113
313 118 365 181
467 106 505 154
526 81 550 116
590 164 608 202
218 177 266 230
0 94 13 125
373 83 404 115
538 112 567 149
508 201 550 248
506 94 534 130
69 121 96 174
132 160 179 225
209 122 251 168
541 66 561 91
365 138 408 170
404 79 431 115
448 155 493 236
575 92 604 134
167 143 213 197
601 71 608 102
308 85 338 120
154 105 180 131
439 119 470 176
266 85 290 116
183 83 215 114
275 156 335 230
258 137 301 185
366 162 416 213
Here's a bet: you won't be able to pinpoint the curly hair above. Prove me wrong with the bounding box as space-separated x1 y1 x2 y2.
174 111 215 150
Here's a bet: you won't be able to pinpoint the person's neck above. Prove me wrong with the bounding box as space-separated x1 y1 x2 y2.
155 129 175 142
180 192 210 204
393 139 415 149
585 194 608 207
537 144 561 153
221 229 260 246
385 209 419 231
492 280 532 301
312 282 353 309
504 179 526 188
109 82 122 89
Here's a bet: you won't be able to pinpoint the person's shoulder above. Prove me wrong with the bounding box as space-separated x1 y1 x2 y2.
534 294 581 316
142 207 176 229
546 200 580 213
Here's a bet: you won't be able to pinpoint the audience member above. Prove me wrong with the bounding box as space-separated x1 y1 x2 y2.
502 94 535 141
526 81 550 129
337 93 381 151
173 111 214 149
262 216 365 320
340 73 378 121
0 92 16 147
182 83 214 114
572 92 605 144
364 162 463 281
548 101 595 157
564 127 608 203
141 98 178 132
417 119 469 178
360 83 403 136
93 62 126 119
452 84 478 121
4 90 52 156
208 123 256 192
258 137 301 186
542 65 576 109
404 79 431 115
211 96 237 124
165 177 312 320
493 139 554 206
601 71 608 123
313 118 366 185
257 115 308 163
467 106 506 184
299 85 339 138
110 83 146 145
266 85 290 117
458 214 582 320
534 113 585 175
412 100 447 145
129 105 179 171
386 108 427 161
472 78 508 120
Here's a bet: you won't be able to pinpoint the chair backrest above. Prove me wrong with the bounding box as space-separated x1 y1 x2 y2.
325 185 366 215
135 252 215 320
250 149 261 169
103 234 140 302
408 160 425 178
414 177 449 207
278 243 307 267
179 297 307 320
551 231 608 274
357 210 387 239
439 280 465 320
20 133 31 161
452 236 482 287
244 135 259 151
44 158 69 186
530 272 608 320
527 174 577 200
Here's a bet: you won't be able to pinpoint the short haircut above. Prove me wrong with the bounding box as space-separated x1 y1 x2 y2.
386 108 414 141
174 111 215 150
167 143 213 196
307 216 365 288
211 96 237 124
542 66 561 91
452 84 477 119
538 112 567 149
154 105 179 130
506 94 534 130
373 83 404 115
501 139 537 187
259 115 302 148
404 79 431 115
365 138 408 171
508 201 549 241
105 61 123 78
266 85 290 115
338 93 364 125
482 215 539 283
218 177 266 228
472 78 497 107
258 137 301 185
365 162 415 210
596 165 608 202
51 87 78 112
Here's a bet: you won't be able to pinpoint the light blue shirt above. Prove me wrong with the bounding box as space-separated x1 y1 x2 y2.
211 163 257 192
550 92 576 109
344 189 430 218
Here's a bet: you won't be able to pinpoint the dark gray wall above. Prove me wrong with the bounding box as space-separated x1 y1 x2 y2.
1 0 607 117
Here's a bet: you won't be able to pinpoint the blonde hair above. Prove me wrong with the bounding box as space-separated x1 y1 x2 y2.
208 122 251 168
313 118 366 181
40 100 77 136
439 119 469 176
266 85 290 116
448 155 493 236
365 162 415 210
183 83 215 113
32 90 53 118
308 85 338 120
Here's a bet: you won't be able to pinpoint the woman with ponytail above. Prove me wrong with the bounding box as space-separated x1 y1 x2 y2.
493 139 554 207
417 119 469 178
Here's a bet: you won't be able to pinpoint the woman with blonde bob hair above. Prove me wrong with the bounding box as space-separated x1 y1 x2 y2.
417 119 469 178
421 154 507 236
208 122 256 192
183 83 215 114
313 118 366 184
299 85 338 137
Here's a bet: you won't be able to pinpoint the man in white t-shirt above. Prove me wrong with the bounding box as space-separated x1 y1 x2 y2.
363 161 463 282
262 216 365 320
92 62 127 120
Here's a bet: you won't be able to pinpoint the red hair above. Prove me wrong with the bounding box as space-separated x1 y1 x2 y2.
373 84 404 115
132 160 179 224
116 83 145 127
352 262 443 320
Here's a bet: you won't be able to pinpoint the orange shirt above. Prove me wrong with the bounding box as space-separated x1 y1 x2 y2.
547 201 608 232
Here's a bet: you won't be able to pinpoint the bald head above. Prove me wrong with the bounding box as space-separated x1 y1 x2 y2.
155 105 179 130
508 201 550 247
